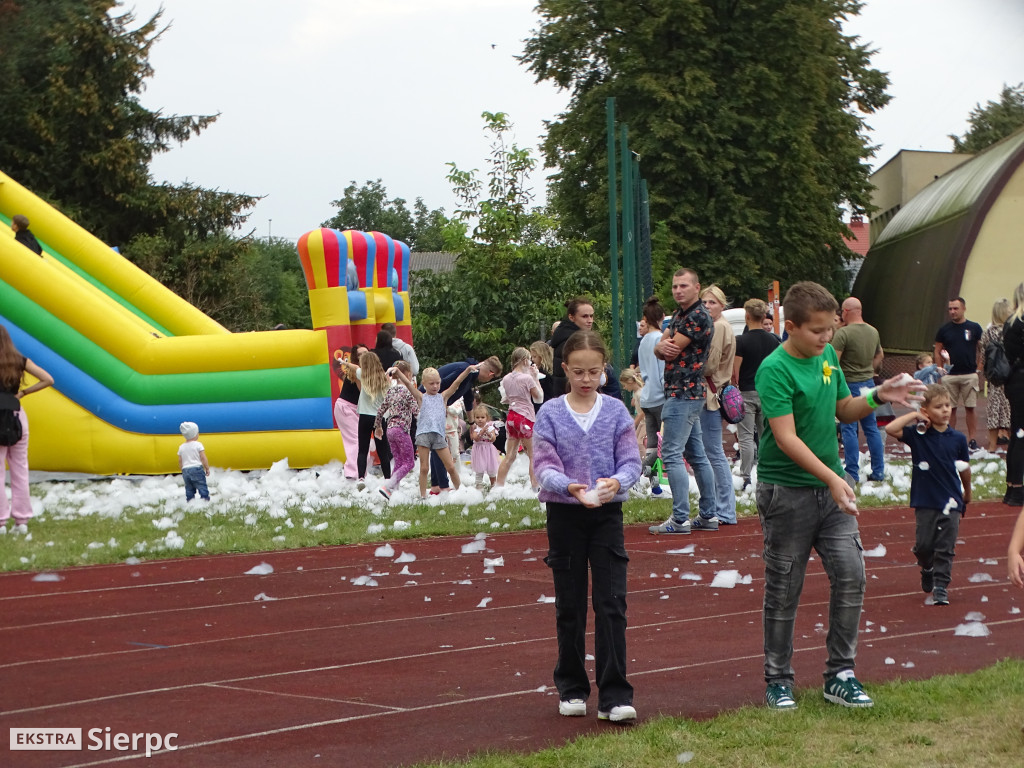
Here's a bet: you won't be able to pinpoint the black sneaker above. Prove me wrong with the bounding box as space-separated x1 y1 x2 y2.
1004 486 1024 506
932 585 949 606
921 568 934 594
968 440 980 452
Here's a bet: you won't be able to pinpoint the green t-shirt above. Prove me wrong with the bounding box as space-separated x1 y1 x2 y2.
832 323 880 382
755 343 851 487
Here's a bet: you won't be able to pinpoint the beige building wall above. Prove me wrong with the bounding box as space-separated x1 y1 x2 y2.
869 150 974 243
960 161 1024 322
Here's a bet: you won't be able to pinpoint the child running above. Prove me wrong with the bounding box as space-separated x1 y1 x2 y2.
177 422 211 502
469 404 500 488
885 383 971 605
395 364 478 497
495 347 543 489
533 330 642 723
374 361 419 502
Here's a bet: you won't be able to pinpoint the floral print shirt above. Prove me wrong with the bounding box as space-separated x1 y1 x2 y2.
663 300 713 400
375 384 419 433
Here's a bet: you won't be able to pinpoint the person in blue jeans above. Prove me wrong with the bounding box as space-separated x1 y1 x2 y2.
832 298 885 483
648 268 717 534
177 422 210 502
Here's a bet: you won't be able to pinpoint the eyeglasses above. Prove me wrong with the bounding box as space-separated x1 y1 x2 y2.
568 368 604 380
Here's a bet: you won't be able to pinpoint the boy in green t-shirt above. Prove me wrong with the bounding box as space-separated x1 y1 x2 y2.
754 282 922 711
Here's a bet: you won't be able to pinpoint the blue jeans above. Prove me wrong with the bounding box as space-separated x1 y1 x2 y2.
182 466 209 501
661 397 716 523
841 379 885 482
756 484 865 685
700 406 736 523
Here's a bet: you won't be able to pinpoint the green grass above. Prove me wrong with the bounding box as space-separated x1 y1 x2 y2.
409 660 1024 768
0 454 1009 573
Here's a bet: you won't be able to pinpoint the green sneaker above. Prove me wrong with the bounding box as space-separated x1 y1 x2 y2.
765 683 797 710
823 670 873 708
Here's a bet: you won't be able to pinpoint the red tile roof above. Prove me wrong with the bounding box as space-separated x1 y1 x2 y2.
844 216 869 257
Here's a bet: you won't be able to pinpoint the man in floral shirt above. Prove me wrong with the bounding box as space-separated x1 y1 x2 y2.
649 268 718 534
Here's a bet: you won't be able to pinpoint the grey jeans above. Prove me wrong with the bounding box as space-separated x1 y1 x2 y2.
756 483 866 685
737 389 763 481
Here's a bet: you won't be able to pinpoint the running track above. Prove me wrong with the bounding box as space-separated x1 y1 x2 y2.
1 503 1021 767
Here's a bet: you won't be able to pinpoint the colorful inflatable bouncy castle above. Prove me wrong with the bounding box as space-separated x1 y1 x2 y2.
0 168 413 474
296 226 413 403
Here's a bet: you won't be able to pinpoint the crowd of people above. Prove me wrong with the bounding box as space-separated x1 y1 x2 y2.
4 210 1024 723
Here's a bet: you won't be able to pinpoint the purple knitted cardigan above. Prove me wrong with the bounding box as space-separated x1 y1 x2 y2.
533 394 642 505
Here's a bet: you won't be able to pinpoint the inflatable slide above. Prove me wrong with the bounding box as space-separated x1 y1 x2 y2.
0 170 412 474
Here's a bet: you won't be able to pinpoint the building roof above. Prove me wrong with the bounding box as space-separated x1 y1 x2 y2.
854 127 1024 353
408 252 457 274
842 216 869 257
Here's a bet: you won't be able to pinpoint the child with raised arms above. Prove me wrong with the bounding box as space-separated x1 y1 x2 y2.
374 360 418 502
533 330 642 723
886 383 971 605
394 364 478 498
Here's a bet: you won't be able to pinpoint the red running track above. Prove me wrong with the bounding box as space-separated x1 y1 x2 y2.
1 504 1022 767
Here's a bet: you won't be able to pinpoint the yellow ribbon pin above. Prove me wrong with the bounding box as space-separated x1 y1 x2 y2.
822 360 832 385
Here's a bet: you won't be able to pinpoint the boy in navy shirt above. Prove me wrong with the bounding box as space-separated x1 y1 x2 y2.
886 384 971 605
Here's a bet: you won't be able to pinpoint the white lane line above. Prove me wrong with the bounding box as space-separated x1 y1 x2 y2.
207 683 406 712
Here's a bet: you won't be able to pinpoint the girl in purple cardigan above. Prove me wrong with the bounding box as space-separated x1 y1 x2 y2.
534 330 642 723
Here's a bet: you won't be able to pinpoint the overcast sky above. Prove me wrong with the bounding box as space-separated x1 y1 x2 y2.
129 0 1022 243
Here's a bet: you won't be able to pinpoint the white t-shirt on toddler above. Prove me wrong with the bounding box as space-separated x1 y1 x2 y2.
178 440 205 469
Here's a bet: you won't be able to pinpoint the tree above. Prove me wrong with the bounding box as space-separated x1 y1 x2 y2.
951 83 1024 154
129 235 310 332
0 0 256 246
520 0 891 300
411 113 605 367
322 179 451 252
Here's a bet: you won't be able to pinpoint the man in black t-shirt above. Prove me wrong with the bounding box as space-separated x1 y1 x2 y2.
934 296 984 450
733 299 780 488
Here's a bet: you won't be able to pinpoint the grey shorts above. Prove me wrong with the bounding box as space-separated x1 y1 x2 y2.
415 431 448 450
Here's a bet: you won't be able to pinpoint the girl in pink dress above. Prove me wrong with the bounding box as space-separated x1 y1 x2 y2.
470 405 500 487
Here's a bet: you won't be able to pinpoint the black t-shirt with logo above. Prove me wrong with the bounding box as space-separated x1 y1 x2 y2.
934 320 983 375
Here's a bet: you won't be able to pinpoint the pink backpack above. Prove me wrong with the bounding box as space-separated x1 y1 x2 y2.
719 384 745 424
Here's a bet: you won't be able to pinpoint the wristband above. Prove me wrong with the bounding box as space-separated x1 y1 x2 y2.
865 387 880 409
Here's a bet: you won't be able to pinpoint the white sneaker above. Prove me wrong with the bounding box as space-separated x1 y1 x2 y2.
13 523 28 535
0 525 6 535
558 698 586 717
598 705 636 722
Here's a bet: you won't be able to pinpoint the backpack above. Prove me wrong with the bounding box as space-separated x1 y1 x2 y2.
0 392 23 447
984 338 1011 387
719 384 746 424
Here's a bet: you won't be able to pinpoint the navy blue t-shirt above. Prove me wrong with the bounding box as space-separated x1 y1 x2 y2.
899 425 970 512
934 320 983 375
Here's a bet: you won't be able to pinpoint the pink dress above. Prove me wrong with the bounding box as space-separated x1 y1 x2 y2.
470 423 500 476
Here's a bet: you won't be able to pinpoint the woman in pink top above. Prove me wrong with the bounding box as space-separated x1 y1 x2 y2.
496 347 544 489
